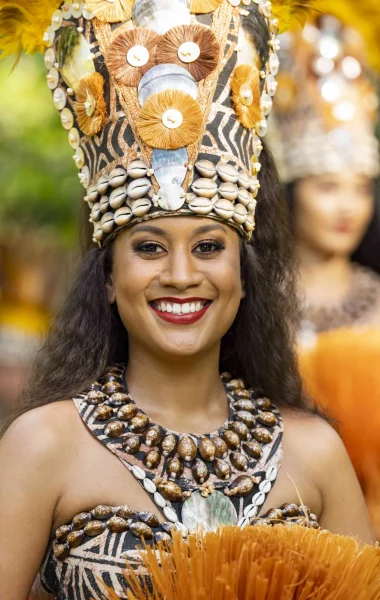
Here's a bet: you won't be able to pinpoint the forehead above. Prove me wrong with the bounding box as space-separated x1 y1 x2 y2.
117 216 237 241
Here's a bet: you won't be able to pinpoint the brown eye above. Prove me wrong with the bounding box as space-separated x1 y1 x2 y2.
194 240 225 255
134 242 165 254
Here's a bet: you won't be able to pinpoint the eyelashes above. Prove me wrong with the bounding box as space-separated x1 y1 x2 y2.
132 239 226 256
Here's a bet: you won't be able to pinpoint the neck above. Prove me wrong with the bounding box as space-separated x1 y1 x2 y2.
125 342 228 434
297 241 353 307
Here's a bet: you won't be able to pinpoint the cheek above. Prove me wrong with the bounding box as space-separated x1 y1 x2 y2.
296 190 336 237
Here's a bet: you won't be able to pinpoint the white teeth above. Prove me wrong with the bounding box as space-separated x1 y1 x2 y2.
154 301 208 314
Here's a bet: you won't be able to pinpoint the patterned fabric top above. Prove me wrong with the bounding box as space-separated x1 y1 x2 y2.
40 366 319 599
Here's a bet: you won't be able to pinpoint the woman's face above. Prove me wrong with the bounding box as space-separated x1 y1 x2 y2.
294 172 374 258
109 217 244 360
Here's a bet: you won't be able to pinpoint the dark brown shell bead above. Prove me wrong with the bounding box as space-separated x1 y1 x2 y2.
55 524 72 542
104 365 124 375
225 475 256 497
72 512 92 530
230 421 250 440
192 458 209 484
122 434 141 454
236 410 255 428
92 505 115 520
281 503 302 518
139 512 160 528
67 530 85 548
107 516 129 533
104 421 124 437
84 520 106 537
118 404 138 421
108 392 131 407
212 436 228 458
103 373 123 383
220 372 232 383
222 430 241 450
154 531 172 544
144 425 163 447
233 389 251 400
264 508 284 521
144 449 161 469
252 427 273 444
230 452 248 471
177 436 197 462
160 522 175 535
94 405 114 421
158 481 183 502
161 433 177 456
255 397 272 411
243 441 262 459
53 541 70 561
226 379 245 391
102 382 125 395
86 390 106 405
198 437 216 461
166 457 184 480
129 521 153 540
257 412 277 427
130 413 150 433
233 399 255 412
213 458 231 480
116 505 137 519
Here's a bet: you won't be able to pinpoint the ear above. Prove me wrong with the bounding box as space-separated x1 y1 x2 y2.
106 274 116 304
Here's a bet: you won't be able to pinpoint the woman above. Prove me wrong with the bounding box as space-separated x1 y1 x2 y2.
0 1 374 599
269 8 380 534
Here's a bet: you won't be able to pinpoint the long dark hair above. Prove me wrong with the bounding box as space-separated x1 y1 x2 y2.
6 146 308 429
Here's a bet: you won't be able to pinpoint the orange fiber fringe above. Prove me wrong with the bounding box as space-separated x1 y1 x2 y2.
231 64 262 129
74 72 107 136
100 525 380 600
190 0 224 15
136 90 203 150
106 28 161 87
157 25 220 82
85 0 134 23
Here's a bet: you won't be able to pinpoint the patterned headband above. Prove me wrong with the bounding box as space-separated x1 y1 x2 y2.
0 0 309 245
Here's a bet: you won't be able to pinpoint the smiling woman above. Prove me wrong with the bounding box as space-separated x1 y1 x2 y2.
0 0 376 599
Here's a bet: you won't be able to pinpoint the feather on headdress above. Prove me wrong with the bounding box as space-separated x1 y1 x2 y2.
271 0 314 33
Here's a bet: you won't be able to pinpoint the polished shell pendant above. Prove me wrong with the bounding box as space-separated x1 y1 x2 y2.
132 0 191 35
138 64 197 106
58 27 95 91
181 491 237 533
157 183 186 211
151 148 188 187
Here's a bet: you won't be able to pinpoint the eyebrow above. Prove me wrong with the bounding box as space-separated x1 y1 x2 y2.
130 223 228 237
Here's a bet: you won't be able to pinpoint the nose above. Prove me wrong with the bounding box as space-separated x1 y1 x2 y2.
159 247 203 291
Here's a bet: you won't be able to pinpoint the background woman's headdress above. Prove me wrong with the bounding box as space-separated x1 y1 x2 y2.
0 0 309 245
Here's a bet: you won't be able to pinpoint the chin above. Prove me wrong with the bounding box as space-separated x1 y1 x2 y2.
318 237 361 257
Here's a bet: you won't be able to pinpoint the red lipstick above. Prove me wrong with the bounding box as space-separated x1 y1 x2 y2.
150 297 212 325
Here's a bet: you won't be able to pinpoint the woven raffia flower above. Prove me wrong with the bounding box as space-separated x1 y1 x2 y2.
190 0 224 14
231 64 262 129
74 72 107 136
136 89 203 150
84 0 134 23
157 25 220 82
106 28 161 87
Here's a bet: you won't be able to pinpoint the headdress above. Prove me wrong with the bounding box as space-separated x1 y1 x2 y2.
0 0 308 246
268 1 380 183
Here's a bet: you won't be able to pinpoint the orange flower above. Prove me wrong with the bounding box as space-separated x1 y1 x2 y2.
74 72 107 136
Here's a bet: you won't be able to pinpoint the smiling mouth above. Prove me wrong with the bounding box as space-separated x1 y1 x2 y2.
150 298 212 325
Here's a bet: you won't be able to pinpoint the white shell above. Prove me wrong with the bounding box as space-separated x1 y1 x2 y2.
192 178 218 199
43 26 55 47
133 0 191 35
58 26 95 91
157 183 186 211
138 64 197 106
252 134 263 156
245 505 259 520
131 197 152 217
251 491 266 506
53 87 67 110
163 505 178 522
127 45 150 67
73 147 85 169
233 203 248 224
51 9 63 31
182 491 237 534
68 127 80 149
255 118 268 137
143 478 157 494
267 74 278 97
259 480 272 494
244 503 257 518
219 182 239 201
61 108 74 130
154 492 167 508
152 148 188 187
261 92 273 116
132 465 146 480
195 159 217 178
217 164 239 184
162 108 183 129
266 465 278 482
97 175 110 195
237 188 251 206
178 42 200 63
109 187 127 209
109 168 127 188
127 178 152 199
90 202 101 222
71 1 84 18
100 196 110 213
269 53 280 76
114 206 132 226
87 185 99 203
188 197 213 215
93 223 104 242
44 48 56 70
238 170 250 189
248 176 260 196
213 198 234 220
245 213 255 232
101 212 114 234
127 159 149 179
47 67 59 90
61 2 72 19
175 521 188 537
83 7 95 20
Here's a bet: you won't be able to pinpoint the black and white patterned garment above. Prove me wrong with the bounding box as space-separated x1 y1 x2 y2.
41 366 319 599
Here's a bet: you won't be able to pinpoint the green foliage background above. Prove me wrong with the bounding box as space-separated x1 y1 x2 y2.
0 54 81 246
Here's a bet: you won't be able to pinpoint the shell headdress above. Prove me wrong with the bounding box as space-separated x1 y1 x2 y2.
0 0 309 245
269 1 380 183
